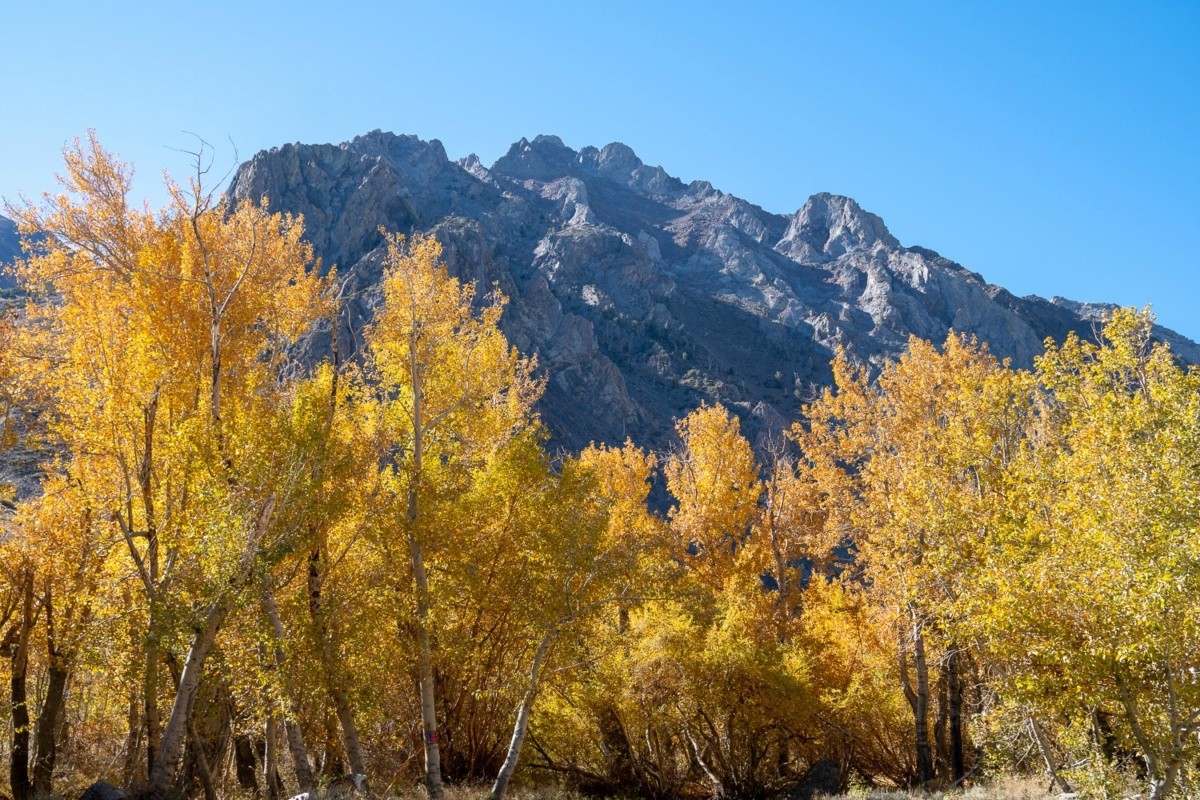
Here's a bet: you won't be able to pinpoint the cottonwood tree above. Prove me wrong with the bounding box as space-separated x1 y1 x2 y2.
9 133 330 794
800 334 1032 785
973 309 1200 799
366 232 541 800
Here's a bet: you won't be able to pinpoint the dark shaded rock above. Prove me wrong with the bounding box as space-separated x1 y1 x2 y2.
225 131 1200 452
0 215 22 288
787 757 841 800
79 781 127 800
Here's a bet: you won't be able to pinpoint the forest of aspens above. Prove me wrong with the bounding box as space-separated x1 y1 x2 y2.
0 136 1196 800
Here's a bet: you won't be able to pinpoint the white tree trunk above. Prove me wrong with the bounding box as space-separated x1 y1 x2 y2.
149 497 274 793
262 585 316 792
489 632 556 800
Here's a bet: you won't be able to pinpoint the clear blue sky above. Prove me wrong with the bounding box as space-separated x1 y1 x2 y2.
3 1 1197 339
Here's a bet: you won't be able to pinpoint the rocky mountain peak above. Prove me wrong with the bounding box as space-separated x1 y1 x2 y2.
347 129 449 165
221 130 1199 451
594 142 642 176
492 135 581 181
777 192 900 263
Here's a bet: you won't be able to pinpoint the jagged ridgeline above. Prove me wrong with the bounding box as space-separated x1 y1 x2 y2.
224 131 1198 450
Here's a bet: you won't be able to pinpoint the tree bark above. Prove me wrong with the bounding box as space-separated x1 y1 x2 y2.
187 722 218 800
489 632 555 800
144 637 161 783
10 572 34 800
148 496 273 793
264 718 282 800
34 582 81 797
1115 671 1177 800
261 584 315 793
410 535 443 800
308 546 367 779
1028 716 1072 794
234 734 260 796
122 684 141 788
32 662 68 795
947 648 965 782
899 613 933 785
148 599 231 793
407 352 444 800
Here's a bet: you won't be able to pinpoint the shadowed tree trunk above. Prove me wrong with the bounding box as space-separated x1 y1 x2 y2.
899 613 934 785
308 545 367 779
32 661 68 795
9 571 34 800
264 718 283 800
122 685 142 788
261 584 315 793
33 581 87 797
234 734 261 796
947 647 965 782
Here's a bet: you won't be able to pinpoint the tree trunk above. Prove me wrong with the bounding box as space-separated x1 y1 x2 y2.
148 496 272 794
1115 672 1177 800
933 667 948 776
596 705 636 789
410 536 443 800
264 718 282 800
261 584 315 793
332 694 365 777
10 573 34 800
899 614 933 785
234 734 260 796
32 661 68 795
408 356 443 800
489 632 555 800
307 547 367 778
148 600 231 793
144 638 161 783
1028 716 1073 794
187 723 218 800
122 685 142 788
947 648 965 782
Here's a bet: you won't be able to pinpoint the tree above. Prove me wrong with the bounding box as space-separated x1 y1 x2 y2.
972 309 1200 799
663 404 761 594
800 333 1032 785
9 132 331 794
367 232 541 800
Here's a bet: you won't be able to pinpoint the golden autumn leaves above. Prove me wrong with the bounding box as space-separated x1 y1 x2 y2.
0 135 1198 800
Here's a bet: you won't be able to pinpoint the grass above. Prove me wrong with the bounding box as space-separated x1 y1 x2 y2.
379 777 1057 800
815 777 1054 800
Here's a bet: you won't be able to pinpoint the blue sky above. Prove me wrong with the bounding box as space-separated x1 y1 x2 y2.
3 1 1197 339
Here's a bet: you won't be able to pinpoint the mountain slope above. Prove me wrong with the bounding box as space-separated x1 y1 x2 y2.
0 215 22 288
227 131 1199 450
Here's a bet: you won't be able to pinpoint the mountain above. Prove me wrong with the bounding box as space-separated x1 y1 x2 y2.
0 215 22 288
226 131 1199 451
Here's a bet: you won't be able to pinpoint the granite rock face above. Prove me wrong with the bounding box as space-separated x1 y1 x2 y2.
226 132 1199 451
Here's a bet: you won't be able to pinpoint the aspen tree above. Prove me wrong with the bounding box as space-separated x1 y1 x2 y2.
974 309 1200 800
368 233 540 800
801 334 1030 785
9 133 330 794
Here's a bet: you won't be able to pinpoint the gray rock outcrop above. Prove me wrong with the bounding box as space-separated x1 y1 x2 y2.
226 131 1200 451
